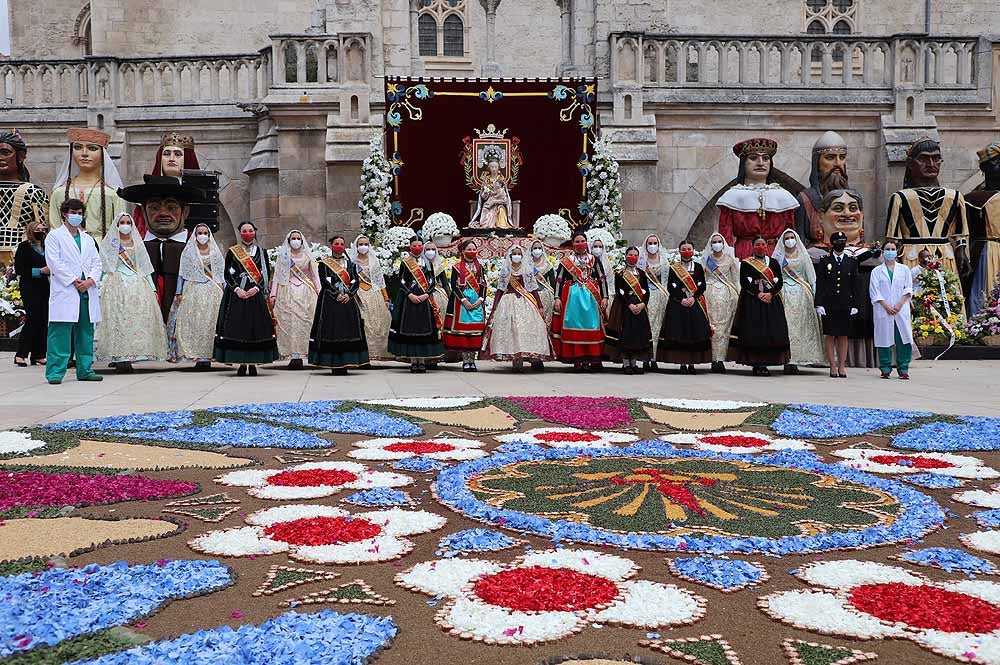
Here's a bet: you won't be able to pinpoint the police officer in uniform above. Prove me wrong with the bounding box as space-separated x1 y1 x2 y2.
814 231 859 378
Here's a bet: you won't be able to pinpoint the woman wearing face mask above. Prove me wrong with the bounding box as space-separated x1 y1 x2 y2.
268 230 322 369
772 229 825 373
443 239 487 371
605 246 652 374
639 234 668 371
388 236 445 372
94 212 167 373
13 220 51 367
589 237 615 316
552 232 608 371
870 240 914 379
659 240 712 374
170 223 223 369
701 232 739 373
481 246 552 371
422 241 452 368
309 235 369 375
213 221 279 376
350 234 391 361
728 235 791 376
529 239 556 324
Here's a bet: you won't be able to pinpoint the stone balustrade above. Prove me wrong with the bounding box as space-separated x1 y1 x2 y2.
609 32 996 108
0 53 270 110
270 33 372 86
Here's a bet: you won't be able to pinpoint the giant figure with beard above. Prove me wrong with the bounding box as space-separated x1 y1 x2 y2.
118 176 205 323
796 131 850 248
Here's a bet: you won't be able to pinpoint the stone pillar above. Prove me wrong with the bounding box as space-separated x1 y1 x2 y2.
409 0 425 76
556 0 572 74
479 0 502 78
568 0 594 75
243 116 281 242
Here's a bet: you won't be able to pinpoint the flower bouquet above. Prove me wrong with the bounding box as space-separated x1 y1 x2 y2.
586 133 623 233
533 214 572 244
966 271 1000 346
422 212 459 245
912 262 967 347
0 273 24 338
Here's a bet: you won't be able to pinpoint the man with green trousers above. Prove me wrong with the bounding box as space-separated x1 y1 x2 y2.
44 198 104 384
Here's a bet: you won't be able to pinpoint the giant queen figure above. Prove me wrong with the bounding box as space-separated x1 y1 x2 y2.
133 132 202 238
886 138 970 277
48 128 126 236
717 138 799 260
796 131 851 248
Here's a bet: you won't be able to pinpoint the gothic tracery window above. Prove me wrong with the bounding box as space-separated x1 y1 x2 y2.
417 0 469 59
804 0 857 34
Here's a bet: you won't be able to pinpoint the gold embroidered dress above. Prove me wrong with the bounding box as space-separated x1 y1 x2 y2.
171 231 224 362
701 236 741 363
271 235 322 361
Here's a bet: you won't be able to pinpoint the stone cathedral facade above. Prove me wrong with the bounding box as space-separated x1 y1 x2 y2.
3 0 1000 247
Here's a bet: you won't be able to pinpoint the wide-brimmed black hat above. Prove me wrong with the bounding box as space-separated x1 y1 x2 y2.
118 175 205 204
830 231 848 242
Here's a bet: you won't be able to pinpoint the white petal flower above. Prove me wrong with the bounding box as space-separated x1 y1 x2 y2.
188 526 288 557
639 398 766 411
661 430 813 454
592 580 705 628
833 448 999 479
0 431 46 455
496 427 638 449
347 437 486 461
955 486 1000 508
961 531 1000 555
216 461 412 500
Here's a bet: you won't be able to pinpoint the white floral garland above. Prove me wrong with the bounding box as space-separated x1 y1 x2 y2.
358 129 393 238
586 133 622 233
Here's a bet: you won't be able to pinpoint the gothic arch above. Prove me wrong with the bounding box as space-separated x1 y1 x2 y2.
73 3 92 55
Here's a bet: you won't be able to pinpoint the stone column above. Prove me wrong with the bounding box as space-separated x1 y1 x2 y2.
569 0 594 75
409 0 425 75
479 0 502 78
556 0 572 74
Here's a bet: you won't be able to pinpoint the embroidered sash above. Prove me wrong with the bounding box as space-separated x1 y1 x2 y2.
781 257 814 298
706 256 739 297
533 263 554 292
291 259 319 294
621 268 645 301
231 245 263 287
670 262 710 321
745 257 776 287
117 245 138 274
559 254 604 316
320 257 351 292
459 263 482 294
403 255 442 330
643 262 664 291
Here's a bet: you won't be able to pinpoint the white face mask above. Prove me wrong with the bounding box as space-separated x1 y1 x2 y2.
425 250 437 260
531 248 544 259
592 247 604 258
646 244 659 255
196 234 209 245
783 238 797 249
711 242 725 252
66 213 84 228
289 239 303 250
356 244 370 255
118 224 132 235
510 253 523 264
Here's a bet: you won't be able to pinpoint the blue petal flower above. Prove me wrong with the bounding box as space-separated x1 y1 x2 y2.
44 411 195 432
1 560 232 658
207 401 344 417
342 488 412 507
973 510 1000 528
904 473 963 489
438 529 520 553
771 404 931 438
391 458 446 473
116 419 329 449
669 556 766 591
898 547 997 576
271 409 422 437
892 417 1000 452
68 610 397 665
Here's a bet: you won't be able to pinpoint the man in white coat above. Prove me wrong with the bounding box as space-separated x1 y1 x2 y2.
869 239 914 380
45 198 104 384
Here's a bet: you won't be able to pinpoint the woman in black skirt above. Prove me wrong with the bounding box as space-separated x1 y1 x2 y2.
309 235 370 375
212 221 279 376
387 236 445 372
13 220 49 366
659 239 713 374
605 246 652 374
728 235 791 376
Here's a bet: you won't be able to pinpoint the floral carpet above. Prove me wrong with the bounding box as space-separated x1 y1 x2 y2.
2 396 1000 664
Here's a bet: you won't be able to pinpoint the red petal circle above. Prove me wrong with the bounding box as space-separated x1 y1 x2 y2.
473 566 618 612
848 583 1000 633
268 469 359 487
264 516 382 546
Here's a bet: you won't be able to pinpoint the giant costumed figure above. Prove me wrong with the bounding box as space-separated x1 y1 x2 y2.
133 132 201 238
796 131 850 248
886 138 971 278
0 130 48 267
966 141 1000 315
118 175 205 323
48 128 125 236
717 138 799 260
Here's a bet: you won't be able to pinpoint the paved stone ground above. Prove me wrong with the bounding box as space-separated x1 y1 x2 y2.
3 352 998 429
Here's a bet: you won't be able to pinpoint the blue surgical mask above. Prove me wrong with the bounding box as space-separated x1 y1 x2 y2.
883 250 897 262
66 213 84 228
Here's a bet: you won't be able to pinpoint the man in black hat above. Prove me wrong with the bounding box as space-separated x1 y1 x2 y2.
118 175 205 322
814 230 860 378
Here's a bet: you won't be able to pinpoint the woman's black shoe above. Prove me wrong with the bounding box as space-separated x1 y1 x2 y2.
624 365 634 375
248 365 258 377
289 358 304 370
331 368 348 376
14 358 27 367
237 365 247 377
688 365 697 375
759 367 770 376
711 361 726 373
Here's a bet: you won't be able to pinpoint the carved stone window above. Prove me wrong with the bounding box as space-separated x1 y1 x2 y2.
417 0 469 60
73 3 93 56
804 0 857 34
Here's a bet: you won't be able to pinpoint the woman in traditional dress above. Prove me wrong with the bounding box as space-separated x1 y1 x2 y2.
94 212 167 372
728 235 791 376
772 229 825 373
388 236 445 372
213 221 279 376
350 234 391 361
529 239 556 323
552 232 608 371
590 237 615 319
605 246 652 374
659 240 712 374
309 235 370 375
442 238 487 371
481 246 552 371
701 232 740 373
269 230 321 369
170 223 223 369
423 240 451 366
639 234 668 371
870 240 914 380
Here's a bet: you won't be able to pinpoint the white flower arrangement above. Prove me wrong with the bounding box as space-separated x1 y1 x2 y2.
533 214 572 243
0 431 45 455
495 427 639 449
358 129 393 238
422 212 459 241
586 133 622 233
832 448 999 480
